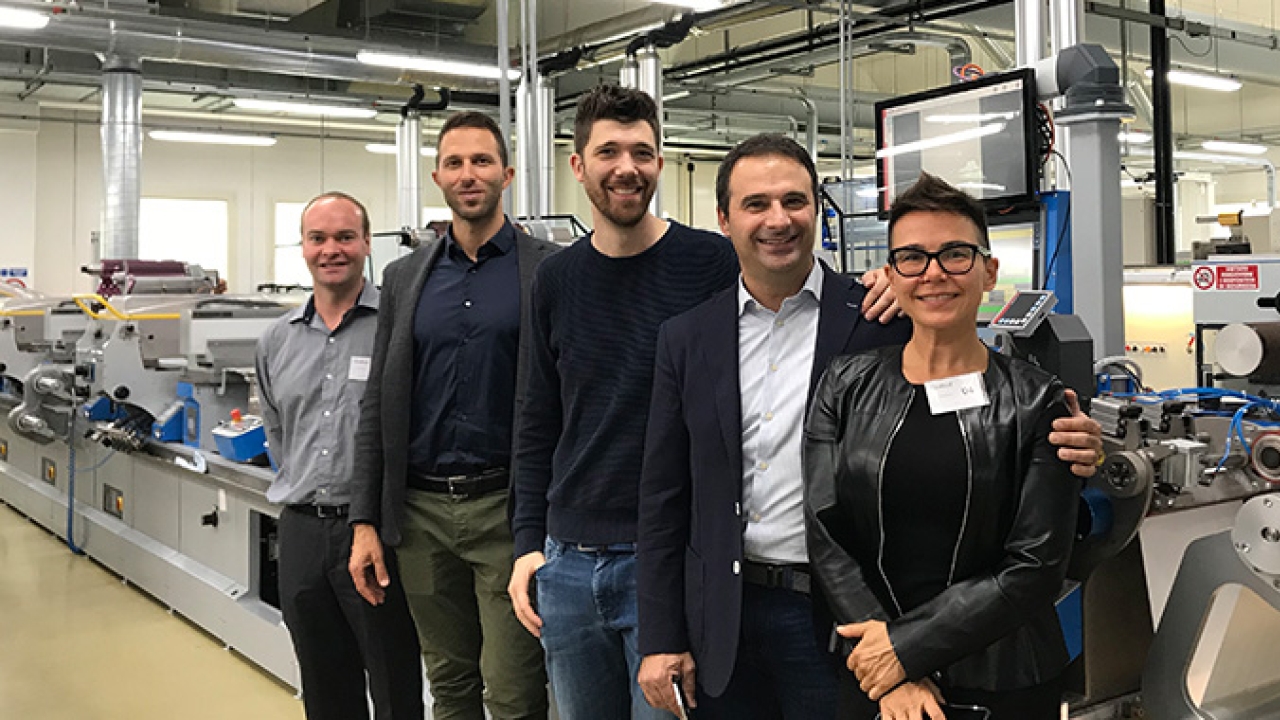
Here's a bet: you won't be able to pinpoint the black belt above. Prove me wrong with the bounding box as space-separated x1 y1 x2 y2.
287 503 350 519
742 560 812 595
412 467 509 499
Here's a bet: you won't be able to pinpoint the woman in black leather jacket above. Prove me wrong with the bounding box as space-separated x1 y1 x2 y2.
803 174 1078 720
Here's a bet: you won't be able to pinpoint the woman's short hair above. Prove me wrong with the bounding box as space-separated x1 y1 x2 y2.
887 172 990 249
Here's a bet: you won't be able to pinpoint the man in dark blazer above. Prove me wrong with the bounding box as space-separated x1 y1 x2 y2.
348 111 556 720
636 135 1103 719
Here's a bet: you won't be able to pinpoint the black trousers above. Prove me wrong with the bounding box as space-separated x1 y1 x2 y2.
838 669 1063 720
278 507 424 720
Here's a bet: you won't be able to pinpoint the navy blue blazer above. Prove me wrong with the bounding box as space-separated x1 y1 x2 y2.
636 262 913 698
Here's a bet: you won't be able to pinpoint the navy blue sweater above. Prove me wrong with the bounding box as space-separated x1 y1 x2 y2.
512 222 739 556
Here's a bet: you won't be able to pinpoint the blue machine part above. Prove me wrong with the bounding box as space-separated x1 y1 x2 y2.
152 399 186 442
1080 486 1114 539
212 415 269 463
1041 191 1072 314
1056 584 1084 661
82 395 122 422
177 382 201 448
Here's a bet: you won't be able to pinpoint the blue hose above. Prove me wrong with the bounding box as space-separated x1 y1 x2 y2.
64 413 85 556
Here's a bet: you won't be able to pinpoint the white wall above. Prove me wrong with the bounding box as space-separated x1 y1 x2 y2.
0 128 38 288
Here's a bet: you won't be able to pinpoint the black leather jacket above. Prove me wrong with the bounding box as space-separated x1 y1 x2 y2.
803 345 1078 692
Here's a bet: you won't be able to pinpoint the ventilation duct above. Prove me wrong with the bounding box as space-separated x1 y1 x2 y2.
101 55 142 261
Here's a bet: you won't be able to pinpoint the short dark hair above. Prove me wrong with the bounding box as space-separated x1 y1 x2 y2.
573 84 661 156
716 134 819 216
436 111 509 167
887 172 989 249
300 191 370 237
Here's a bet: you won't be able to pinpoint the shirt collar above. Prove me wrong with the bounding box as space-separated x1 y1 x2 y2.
738 259 824 316
293 280 380 326
445 217 516 259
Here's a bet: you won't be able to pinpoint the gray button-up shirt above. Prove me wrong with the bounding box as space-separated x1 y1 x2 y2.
255 282 379 506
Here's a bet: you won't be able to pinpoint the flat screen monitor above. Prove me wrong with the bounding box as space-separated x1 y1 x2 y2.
875 68 1039 217
979 220 1038 324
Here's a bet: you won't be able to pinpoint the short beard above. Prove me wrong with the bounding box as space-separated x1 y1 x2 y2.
447 193 501 224
585 181 653 228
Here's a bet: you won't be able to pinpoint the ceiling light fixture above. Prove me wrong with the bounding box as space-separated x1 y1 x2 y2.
148 130 277 147
1201 139 1268 155
0 7 50 29
1118 131 1152 144
647 0 724 10
232 98 378 119
357 51 521 82
365 143 438 157
1144 67 1242 92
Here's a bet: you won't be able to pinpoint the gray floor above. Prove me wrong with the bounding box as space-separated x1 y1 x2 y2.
0 500 304 719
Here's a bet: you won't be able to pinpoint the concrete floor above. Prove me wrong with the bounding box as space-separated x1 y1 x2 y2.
0 500 304 720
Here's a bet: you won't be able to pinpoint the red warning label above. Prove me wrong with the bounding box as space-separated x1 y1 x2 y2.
1192 264 1259 291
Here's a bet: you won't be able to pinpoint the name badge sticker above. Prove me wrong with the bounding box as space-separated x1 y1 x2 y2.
924 372 989 415
349 356 371 382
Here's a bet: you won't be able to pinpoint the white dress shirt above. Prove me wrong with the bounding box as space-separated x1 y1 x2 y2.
738 262 823 564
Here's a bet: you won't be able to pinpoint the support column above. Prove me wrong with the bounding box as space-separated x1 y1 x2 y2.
535 74 555 218
516 76 534 218
396 108 422 232
1014 0 1045 67
636 44 663 217
1150 0 1177 264
101 55 142 260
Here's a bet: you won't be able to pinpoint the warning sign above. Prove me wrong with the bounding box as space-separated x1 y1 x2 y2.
1192 264 1260 291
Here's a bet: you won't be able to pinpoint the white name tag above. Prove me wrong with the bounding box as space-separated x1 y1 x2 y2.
924 372 989 414
348 356 371 382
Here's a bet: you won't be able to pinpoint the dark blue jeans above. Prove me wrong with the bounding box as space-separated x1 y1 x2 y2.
535 538 670 720
696 583 838 720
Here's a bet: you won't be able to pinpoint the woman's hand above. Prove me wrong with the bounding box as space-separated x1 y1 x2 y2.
877 678 946 720
838 620 907 700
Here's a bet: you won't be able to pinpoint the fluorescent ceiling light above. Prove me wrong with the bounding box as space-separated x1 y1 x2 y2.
1119 130 1151 144
647 0 724 10
0 7 50 29
1144 67 1242 92
662 90 692 102
1202 139 1268 155
1173 150 1262 164
357 51 520 82
232 98 377 119
875 123 1005 159
148 130 277 147
956 182 1007 192
925 112 1018 124
365 143 438 157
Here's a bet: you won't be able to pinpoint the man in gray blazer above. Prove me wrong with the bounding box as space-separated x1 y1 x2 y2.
349 111 556 720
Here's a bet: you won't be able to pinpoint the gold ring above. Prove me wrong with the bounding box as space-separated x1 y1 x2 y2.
1095 451 1107 467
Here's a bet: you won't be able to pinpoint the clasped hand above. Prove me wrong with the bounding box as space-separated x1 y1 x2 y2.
837 620 906 701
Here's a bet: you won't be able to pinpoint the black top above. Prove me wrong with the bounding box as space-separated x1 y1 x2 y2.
512 221 739 556
407 220 520 478
879 386 968 613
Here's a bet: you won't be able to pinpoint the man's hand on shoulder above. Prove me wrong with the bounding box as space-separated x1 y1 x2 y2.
509 551 545 637
860 268 902 324
348 523 389 606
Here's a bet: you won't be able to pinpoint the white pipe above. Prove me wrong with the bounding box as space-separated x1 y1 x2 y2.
636 44 663 217
536 74 555 217
396 111 422 231
1014 0 1045 67
515 75 533 217
101 55 142 260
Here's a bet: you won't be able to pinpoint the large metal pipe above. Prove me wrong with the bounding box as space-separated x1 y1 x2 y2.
0 3 500 86
797 91 819 163
619 53 640 90
396 110 422 231
101 54 142 261
1014 0 1045 67
636 44 663 217
1150 0 1176 264
536 74 555 217
515 75 534 217
497 0 513 214
1050 0 1084 52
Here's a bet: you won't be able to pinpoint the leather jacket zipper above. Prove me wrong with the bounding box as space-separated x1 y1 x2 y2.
948 412 974 586
876 387 913 617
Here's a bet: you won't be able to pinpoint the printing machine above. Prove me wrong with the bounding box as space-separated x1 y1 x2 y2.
0 274 304 689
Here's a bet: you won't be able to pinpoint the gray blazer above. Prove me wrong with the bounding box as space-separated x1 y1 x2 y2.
350 226 560 546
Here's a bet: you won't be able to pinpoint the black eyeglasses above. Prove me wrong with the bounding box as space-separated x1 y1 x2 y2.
887 242 991 278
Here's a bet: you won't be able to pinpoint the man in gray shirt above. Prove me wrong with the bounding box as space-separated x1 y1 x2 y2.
256 191 423 720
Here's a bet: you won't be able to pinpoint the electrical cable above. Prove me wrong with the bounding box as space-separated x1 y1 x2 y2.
64 412 86 556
